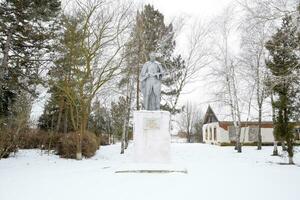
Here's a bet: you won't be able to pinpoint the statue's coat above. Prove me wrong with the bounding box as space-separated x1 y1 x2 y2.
140 61 164 110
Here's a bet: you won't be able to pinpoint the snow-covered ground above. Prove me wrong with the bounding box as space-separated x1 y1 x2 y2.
0 143 299 200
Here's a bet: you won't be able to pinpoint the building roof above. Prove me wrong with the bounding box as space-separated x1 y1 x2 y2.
203 105 219 124
218 121 273 130
203 105 274 129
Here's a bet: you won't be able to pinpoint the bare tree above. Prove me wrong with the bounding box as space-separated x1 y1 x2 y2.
55 0 132 160
163 20 213 114
237 0 298 22
178 101 201 143
210 5 243 152
120 69 134 154
238 8 274 150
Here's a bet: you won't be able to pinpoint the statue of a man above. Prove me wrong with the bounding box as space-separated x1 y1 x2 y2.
140 52 164 110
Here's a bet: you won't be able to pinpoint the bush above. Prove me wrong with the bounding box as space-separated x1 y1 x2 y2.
18 130 43 149
1 129 100 159
18 130 61 150
0 131 18 159
100 134 110 145
57 132 100 159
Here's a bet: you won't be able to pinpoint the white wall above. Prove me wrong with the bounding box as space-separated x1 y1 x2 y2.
202 123 275 145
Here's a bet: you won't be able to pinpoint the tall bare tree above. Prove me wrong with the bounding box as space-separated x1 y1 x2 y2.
53 0 132 159
178 101 201 143
239 8 274 150
210 5 243 152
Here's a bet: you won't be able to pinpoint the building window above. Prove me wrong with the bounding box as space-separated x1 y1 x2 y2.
209 127 212 140
228 126 236 142
214 127 217 141
205 128 208 140
248 126 259 142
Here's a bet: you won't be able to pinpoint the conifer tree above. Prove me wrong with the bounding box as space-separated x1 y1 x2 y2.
0 0 61 122
38 15 85 133
265 15 299 164
125 4 185 113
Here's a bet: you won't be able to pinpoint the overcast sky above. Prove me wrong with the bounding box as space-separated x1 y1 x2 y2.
135 0 236 111
31 0 236 122
136 0 234 20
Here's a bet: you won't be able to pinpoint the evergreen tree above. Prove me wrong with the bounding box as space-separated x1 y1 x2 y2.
111 97 128 141
265 15 299 164
88 99 111 137
0 0 61 123
125 4 185 113
38 14 85 133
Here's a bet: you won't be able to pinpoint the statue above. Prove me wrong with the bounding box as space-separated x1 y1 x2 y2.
140 52 165 110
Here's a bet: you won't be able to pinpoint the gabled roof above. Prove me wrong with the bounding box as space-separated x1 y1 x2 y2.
203 105 219 124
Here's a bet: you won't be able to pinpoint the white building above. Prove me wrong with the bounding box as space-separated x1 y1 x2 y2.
202 106 275 145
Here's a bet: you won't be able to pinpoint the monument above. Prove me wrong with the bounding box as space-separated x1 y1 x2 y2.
116 52 186 173
133 52 171 164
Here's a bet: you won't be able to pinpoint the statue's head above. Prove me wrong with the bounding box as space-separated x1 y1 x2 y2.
149 52 156 62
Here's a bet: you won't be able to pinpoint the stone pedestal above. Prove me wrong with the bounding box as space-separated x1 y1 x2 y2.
133 110 171 163
115 110 187 174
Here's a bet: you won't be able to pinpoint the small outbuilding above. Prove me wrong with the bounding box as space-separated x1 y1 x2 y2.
201 106 300 145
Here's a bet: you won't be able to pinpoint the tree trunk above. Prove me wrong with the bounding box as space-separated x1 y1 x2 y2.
120 116 126 154
236 133 242 153
281 139 287 151
56 98 64 133
1 28 12 77
124 105 130 149
286 137 294 165
257 105 262 150
272 141 278 156
76 131 82 160
187 132 190 143
136 64 140 110
288 156 294 165
121 87 128 154
76 103 88 160
112 130 115 144
236 126 242 153
63 106 68 134
270 93 278 155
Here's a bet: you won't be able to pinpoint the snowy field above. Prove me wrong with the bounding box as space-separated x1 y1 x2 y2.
0 143 300 200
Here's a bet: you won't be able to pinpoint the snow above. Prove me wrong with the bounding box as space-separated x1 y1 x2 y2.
0 143 300 200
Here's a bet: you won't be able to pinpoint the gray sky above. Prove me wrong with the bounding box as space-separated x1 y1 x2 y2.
31 0 235 122
135 0 235 108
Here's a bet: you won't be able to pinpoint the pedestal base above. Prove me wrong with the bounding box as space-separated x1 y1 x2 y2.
133 110 171 163
115 163 187 174
115 110 187 174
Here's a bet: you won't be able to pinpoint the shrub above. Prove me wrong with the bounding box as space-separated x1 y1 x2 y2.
0 131 18 159
42 133 61 150
18 130 43 149
57 132 100 159
17 130 61 150
100 134 110 145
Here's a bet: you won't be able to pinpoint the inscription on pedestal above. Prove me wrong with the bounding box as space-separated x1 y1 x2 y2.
143 117 160 130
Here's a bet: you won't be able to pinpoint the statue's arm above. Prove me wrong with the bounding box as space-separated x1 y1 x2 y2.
140 63 148 82
159 63 165 74
156 62 165 79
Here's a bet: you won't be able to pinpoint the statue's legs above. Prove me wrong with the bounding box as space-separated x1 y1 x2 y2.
155 91 160 110
148 88 157 110
143 93 148 110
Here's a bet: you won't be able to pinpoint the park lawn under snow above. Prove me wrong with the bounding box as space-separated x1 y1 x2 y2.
0 143 300 200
